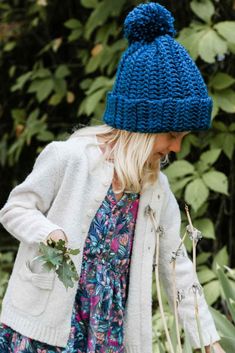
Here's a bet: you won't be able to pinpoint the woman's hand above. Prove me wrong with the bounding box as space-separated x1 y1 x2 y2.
205 341 226 353
44 229 68 244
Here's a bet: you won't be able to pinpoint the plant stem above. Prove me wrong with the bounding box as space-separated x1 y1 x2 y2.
172 259 183 353
148 207 175 353
185 205 206 353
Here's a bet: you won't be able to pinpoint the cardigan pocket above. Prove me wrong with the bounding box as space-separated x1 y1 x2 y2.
11 259 55 316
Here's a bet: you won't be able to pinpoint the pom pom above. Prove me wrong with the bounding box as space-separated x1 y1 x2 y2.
124 2 176 44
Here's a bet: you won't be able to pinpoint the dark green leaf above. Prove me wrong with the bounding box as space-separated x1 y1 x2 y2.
55 65 71 79
64 19 82 29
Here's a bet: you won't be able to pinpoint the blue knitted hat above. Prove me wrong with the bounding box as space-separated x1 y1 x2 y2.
102 2 213 133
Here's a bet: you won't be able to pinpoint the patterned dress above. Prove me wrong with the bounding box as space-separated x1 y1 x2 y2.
0 183 140 353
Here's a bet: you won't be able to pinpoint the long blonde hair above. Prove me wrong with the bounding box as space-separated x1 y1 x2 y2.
68 124 168 194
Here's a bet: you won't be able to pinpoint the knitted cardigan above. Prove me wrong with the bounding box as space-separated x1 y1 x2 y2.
0 135 220 352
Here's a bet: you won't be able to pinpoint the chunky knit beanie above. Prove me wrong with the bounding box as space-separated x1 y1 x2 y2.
102 2 213 133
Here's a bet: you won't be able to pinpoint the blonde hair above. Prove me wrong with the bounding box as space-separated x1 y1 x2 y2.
68 124 169 194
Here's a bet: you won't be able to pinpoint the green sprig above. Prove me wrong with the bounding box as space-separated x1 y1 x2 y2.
38 239 80 290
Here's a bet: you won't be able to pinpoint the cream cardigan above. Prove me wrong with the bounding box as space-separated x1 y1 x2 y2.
0 135 220 352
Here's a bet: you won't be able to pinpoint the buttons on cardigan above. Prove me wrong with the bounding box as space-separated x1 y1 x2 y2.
95 195 103 202
102 180 110 187
157 194 161 199
87 209 94 217
82 225 87 233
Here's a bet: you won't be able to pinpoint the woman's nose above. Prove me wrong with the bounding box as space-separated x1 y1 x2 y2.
170 139 182 153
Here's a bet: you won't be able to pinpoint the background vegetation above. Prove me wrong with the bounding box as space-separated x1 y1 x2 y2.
0 0 234 351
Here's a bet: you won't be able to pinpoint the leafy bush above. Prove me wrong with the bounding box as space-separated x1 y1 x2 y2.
0 0 235 350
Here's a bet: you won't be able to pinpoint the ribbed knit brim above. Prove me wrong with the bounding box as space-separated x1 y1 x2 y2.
104 93 212 133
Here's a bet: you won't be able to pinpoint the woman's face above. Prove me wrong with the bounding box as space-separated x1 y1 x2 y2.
152 131 190 158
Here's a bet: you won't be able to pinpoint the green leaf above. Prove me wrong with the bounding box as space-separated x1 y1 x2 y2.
56 261 78 289
229 123 235 132
198 29 227 63
203 280 220 305
212 121 227 132
55 65 71 79
202 171 228 195
210 133 229 158
210 93 219 118
163 161 195 179
223 133 235 160
68 28 83 42
4 41 16 52
220 336 235 352
37 130 54 142
193 218 215 239
31 68 51 79
177 25 208 60
210 306 235 339
84 0 125 39
210 73 235 90
228 42 235 54
200 148 221 166
48 93 64 106
86 76 114 95
85 88 106 115
81 0 98 8
196 252 212 266
28 78 54 102
190 0 215 23
185 178 209 212
214 21 235 44
198 267 216 284
171 176 193 194
176 135 191 159
86 54 103 74
11 71 32 92
38 243 63 267
69 248 80 256
11 109 26 122
217 266 235 322
212 247 229 271
53 78 67 96
64 19 82 29
217 89 235 113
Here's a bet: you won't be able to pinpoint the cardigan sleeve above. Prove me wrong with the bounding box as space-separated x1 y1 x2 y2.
0 142 66 245
158 174 220 349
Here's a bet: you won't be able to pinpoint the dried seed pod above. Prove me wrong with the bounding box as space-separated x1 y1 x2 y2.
186 225 203 242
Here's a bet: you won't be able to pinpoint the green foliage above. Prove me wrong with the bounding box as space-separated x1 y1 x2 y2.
0 1 235 350
38 239 80 290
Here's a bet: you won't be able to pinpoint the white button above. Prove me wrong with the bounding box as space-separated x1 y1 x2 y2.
95 195 103 202
82 225 87 233
87 209 93 217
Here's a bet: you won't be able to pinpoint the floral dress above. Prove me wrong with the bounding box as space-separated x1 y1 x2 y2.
0 183 140 353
